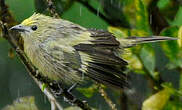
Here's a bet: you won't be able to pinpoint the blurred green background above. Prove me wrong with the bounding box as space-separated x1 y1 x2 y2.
0 0 182 110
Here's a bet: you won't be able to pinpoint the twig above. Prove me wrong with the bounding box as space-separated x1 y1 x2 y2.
46 0 60 18
120 90 128 110
147 0 169 35
0 0 92 110
33 77 63 110
98 85 117 110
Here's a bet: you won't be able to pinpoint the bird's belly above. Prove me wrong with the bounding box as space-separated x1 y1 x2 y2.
24 45 60 81
24 44 82 84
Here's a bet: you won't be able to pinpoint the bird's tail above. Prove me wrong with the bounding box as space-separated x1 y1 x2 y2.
118 36 177 48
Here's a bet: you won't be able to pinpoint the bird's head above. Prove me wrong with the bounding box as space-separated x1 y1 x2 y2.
10 13 57 38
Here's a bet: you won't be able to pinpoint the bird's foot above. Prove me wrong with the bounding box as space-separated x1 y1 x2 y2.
68 83 77 93
63 83 78 105
49 82 78 104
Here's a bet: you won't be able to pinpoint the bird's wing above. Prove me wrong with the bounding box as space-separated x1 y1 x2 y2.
46 23 129 88
72 29 129 88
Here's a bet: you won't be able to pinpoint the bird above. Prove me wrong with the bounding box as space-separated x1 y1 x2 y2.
10 13 177 89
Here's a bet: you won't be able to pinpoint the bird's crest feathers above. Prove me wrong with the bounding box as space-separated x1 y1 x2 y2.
21 13 51 26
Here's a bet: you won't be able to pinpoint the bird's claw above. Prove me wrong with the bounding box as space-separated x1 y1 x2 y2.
67 83 77 93
63 96 76 105
50 82 78 105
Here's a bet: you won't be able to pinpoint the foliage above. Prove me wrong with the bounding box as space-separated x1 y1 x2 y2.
142 86 173 110
2 96 39 110
1 0 182 110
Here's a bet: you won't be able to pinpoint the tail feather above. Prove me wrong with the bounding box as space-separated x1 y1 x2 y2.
118 36 177 48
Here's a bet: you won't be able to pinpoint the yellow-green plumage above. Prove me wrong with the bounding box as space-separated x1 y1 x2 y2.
10 13 177 88
22 14 90 83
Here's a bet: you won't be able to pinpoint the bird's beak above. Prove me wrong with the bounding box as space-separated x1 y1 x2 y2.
10 24 26 32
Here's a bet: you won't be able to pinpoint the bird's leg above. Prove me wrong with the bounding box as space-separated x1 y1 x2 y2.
49 82 77 98
67 83 77 93
63 83 78 105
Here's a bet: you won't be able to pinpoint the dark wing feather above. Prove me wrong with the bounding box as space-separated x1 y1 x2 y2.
74 44 127 65
86 66 128 88
89 29 120 47
74 29 129 88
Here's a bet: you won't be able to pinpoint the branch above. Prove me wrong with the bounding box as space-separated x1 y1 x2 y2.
46 0 60 18
0 1 92 110
33 77 63 110
98 85 117 110
148 0 169 35
120 90 128 110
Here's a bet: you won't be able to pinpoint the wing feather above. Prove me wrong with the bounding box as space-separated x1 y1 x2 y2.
73 29 129 88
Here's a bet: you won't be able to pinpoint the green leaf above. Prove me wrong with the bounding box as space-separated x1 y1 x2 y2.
163 100 182 110
178 26 182 47
160 26 182 68
157 0 179 22
42 83 48 91
157 0 170 9
160 26 179 37
100 0 131 28
77 84 98 98
162 82 182 97
2 96 39 110
62 2 108 29
108 26 129 38
139 45 156 77
142 87 173 110
6 0 35 22
135 0 152 35
54 0 74 15
34 0 48 14
120 47 144 74
130 29 150 36
171 6 182 26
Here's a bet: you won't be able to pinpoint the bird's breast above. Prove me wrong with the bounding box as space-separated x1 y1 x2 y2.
23 39 60 81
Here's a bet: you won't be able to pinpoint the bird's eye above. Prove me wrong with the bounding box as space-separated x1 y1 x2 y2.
31 25 37 31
